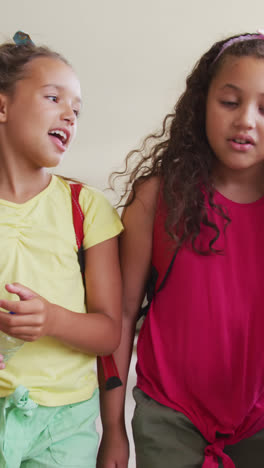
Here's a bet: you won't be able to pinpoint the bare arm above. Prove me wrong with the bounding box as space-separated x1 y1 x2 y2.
0 236 122 356
97 177 160 468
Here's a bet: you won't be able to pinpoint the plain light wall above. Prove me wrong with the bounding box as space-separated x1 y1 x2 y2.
2 0 264 198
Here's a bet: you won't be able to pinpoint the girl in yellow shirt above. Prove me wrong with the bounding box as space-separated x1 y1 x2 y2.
0 32 123 468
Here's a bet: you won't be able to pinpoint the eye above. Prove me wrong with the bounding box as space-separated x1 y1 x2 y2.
220 100 238 108
46 95 58 103
73 108 80 118
259 106 264 114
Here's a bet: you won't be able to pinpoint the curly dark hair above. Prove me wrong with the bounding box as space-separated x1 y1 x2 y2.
0 41 69 95
113 33 264 254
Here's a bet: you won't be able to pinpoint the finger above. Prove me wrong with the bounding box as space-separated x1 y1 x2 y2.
0 355 5 370
0 299 22 314
5 283 38 301
1 325 42 340
17 336 37 342
0 299 37 315
9 333 40 342
0 311 19 325
0 311 41 328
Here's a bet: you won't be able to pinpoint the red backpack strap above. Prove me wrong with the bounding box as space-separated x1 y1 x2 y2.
70 183 122 390
70 183 84 249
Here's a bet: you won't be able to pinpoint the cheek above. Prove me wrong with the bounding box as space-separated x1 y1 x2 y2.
205 114 222 152
71 125 78 141
206 105 227 140
205 106 216 142
206 123 215 149
259 123 264 137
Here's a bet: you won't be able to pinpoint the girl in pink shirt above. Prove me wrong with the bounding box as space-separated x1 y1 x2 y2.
97 31 264 468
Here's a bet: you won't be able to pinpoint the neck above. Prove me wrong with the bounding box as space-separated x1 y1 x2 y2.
0 153 52 204
212 162 264 203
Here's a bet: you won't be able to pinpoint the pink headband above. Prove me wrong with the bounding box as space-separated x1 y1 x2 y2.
213 30 264 63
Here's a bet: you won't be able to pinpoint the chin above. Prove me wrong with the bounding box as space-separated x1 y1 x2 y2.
44 154 65 168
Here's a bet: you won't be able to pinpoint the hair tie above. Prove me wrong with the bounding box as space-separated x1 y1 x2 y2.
13 31 35 46
213 29 264 63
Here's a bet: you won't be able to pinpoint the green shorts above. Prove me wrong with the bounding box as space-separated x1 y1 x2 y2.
0 385 99 468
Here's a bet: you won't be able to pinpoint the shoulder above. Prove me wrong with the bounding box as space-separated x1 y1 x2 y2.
56 176 113 212
122 176 161 224
55 176 123 246
79 185 123 249
134 175 160 207
78 185 123 228
79 184 110 207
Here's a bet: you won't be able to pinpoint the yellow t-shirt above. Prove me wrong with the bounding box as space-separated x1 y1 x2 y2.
0 176 123 406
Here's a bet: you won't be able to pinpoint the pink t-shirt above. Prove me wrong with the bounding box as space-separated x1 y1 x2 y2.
137 190 264 467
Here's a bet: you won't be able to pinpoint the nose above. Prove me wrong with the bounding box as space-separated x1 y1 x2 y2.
233 104 256 130
61 104 76 125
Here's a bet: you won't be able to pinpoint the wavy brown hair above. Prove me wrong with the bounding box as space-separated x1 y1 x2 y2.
112 33 264 253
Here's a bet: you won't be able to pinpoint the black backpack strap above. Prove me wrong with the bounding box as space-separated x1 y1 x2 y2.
139 187 178 318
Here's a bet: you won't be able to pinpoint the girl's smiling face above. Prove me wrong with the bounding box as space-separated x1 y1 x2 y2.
206 55 264 179
0 56 81 170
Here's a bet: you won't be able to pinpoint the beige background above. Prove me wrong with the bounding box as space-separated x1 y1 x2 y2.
2 0 264 197
2 2 264 466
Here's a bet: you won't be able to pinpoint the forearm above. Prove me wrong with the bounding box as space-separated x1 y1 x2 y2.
99 313 138 429
50 303 121 355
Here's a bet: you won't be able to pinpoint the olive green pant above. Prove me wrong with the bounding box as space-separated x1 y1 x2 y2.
132 387 264 468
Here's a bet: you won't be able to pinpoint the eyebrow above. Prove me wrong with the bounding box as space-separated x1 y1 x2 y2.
220 84 241 92
41 84 82 105
220 83 264 96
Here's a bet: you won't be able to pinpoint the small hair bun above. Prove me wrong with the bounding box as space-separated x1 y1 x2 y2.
13 31 34 46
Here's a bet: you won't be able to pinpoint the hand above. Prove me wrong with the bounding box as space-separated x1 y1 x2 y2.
0 283 54 341
97 426 129 468
0 355 5 370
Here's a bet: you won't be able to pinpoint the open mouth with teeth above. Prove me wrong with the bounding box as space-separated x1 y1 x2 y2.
48 129 68 145
231 138 253 145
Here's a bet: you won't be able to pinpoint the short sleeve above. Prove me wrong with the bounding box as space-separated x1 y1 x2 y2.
78 185 123 250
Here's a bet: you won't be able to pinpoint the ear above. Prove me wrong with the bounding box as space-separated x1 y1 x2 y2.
0 94 8 123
